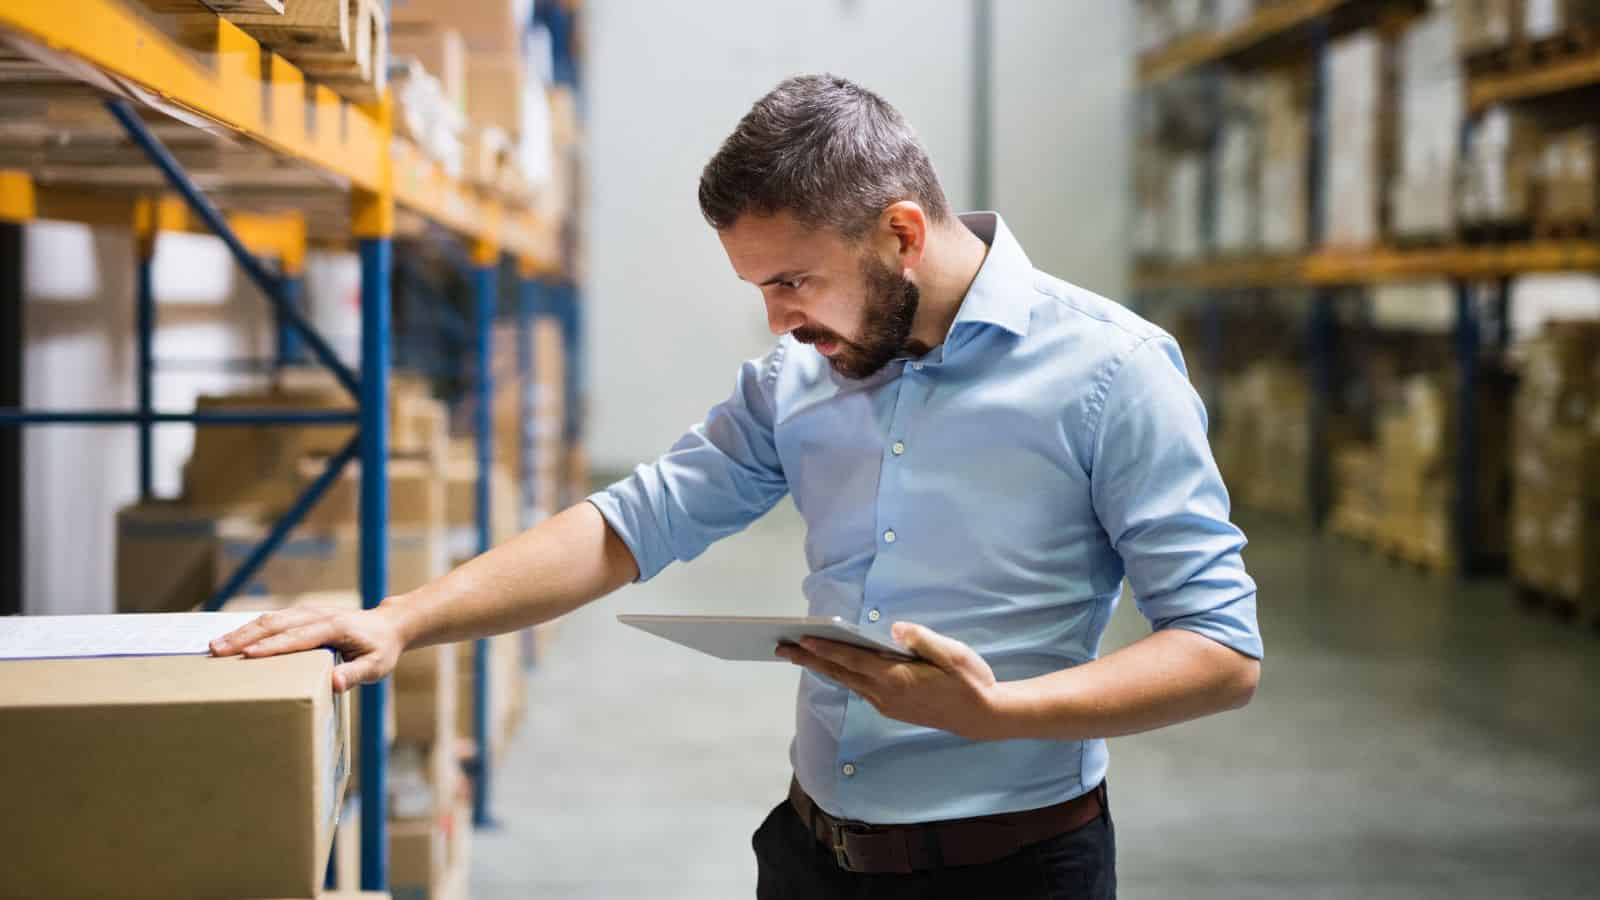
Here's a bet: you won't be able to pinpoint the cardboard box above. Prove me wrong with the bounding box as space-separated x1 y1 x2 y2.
395 639 458 746
300 458 448 532
0 651 350 899
214 521 449 597
391 0 531 55
388 813 448 900
390 24 466 116
466 53 529 135
115 501 235 613
219 592 399 780
456 632 523 752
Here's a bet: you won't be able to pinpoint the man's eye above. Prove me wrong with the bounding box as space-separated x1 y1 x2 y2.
782 278 804 291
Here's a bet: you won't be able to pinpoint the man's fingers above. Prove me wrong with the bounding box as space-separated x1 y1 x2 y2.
783 645 879 697
332 657 383 694
211 609 321 656
241 621 340 658
798 638 893 678
890 622 965 671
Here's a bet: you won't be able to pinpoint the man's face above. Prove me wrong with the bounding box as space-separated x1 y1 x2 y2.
719 212 923 380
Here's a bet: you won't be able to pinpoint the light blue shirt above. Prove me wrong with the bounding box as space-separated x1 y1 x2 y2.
589 212 1262 825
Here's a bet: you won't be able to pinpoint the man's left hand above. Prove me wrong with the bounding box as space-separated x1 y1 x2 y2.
775 622 1014 741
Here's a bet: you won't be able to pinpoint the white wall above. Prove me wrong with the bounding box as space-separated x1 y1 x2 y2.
22 224 272 614
583 0 1134 472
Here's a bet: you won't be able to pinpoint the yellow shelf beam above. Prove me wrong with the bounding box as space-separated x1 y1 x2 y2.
1138 0 1347 84
0 1 383 191
1468 50 1600 111
0 2 557 266
1135 242 1600 290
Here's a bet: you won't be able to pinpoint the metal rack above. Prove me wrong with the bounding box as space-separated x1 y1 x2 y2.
0 1 576 891
1132 0 1600 576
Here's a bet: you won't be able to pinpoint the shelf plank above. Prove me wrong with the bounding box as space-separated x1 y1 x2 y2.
1138 0 1347 84
1137 242 1600 291
1468 50 1600 111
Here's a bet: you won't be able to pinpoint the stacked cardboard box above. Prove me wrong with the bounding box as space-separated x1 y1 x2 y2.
1456 0 1521 59
1329 445 1385 541
1510 321 1600 608
389 795 473 900
1373 371 1511 571
1536 125 1599 233
1322 30 1387 248
220 592 395 783
0 649 349 899
393 639 461 825
456 631 526 758
1212 363 1312 519
1524 0 1600 42
1214 79 1262 255
1260 68 1311 252
116 371 454 614
1461 105 1541 231
1391 9 1463 240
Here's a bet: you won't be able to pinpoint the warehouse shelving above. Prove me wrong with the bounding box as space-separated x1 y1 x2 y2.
1133 2 1600 580
1134 240 1600 290
0 0 572 892
1137 0 1425 84
1468 47 1600 111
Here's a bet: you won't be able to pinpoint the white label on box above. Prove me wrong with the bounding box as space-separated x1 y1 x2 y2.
0 612 262 660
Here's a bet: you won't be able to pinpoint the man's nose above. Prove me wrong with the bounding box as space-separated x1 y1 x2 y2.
766 299 805 336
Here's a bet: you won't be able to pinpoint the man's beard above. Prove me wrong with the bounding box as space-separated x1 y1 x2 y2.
793 255 925 380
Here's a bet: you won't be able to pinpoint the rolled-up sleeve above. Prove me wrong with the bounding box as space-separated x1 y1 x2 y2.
1088 336 1263 659
587 343 790 582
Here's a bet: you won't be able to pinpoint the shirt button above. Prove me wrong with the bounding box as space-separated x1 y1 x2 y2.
867 609 881 623
842 763 857 777
882 529 897 544
891 441 905 456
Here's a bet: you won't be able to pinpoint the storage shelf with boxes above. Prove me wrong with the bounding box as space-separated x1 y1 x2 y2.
1132 0 1599 605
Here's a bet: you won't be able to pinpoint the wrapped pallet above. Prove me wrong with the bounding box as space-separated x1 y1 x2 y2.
1321 30 1386 248
1461 105 1541 233
1391 9 1463 240
1260 69 1311 252
1214 79 1262 255
1524 0 1600 42
1510 321 1600 609
1536 125 1600 234
1456 0 1521 60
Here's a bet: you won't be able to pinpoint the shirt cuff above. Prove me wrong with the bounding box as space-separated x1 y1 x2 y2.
1154 590 1264 660
586 485 660 583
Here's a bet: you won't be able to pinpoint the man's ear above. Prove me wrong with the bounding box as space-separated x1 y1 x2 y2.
878 201 928 272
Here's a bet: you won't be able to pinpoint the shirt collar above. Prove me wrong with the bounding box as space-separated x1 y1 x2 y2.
947 211 1035 340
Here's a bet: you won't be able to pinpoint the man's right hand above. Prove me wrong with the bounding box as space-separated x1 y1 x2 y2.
209 603 409 693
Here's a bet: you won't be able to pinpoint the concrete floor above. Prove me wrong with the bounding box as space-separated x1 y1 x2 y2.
472 502 1600 899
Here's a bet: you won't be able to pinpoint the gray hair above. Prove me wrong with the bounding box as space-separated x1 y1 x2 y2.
698 74 953 238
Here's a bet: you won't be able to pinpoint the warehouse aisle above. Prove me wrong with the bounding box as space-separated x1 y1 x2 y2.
473 503 1600 899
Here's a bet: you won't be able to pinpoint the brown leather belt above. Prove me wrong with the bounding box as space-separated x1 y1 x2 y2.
788 777 1106 875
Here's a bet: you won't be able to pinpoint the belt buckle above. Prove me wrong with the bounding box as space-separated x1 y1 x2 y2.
828 821 853 870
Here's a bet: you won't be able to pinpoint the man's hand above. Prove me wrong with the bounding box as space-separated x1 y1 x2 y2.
209 604 409 693
776 622 1013 741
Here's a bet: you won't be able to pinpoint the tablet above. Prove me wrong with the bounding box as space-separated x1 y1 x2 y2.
616 614 918 662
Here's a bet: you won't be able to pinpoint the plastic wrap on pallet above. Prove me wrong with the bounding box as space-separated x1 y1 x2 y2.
1525 0 1600 41
1260 70 1310 251
1462 106 1541 227
1392 9 1463 239
1169 151 1206 261
1322 30 1384 247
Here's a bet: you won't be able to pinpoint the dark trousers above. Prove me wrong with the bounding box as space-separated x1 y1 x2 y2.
752 788 1116 899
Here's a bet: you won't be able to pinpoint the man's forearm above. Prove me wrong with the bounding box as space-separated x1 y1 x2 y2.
380 501 639 651
991 628 1260 742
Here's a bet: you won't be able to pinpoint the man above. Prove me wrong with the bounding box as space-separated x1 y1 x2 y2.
213 74 1262 899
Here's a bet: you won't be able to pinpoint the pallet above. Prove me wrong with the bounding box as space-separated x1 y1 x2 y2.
1514 583 1600 631
1371 528 1454 575
1534 216 1598 240
1458 219 1535 244
226 0 388 105
1525 28 1599 66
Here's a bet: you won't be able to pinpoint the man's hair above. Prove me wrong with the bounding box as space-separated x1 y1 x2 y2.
698 74 953 238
